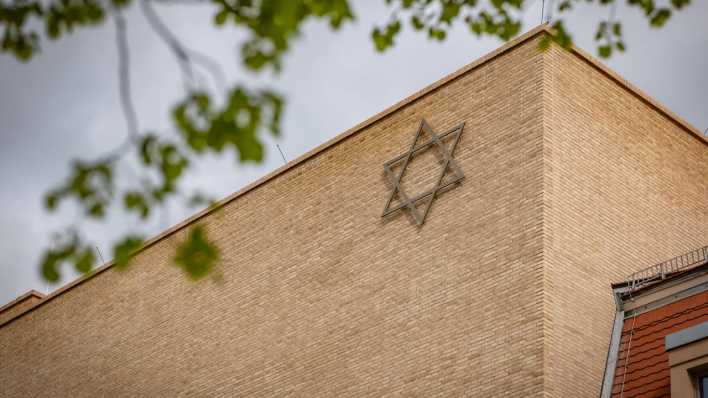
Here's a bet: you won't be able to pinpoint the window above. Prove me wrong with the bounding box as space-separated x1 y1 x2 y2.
666 321 708 397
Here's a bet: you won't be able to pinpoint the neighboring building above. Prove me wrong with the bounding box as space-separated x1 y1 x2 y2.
602 247 708 398
1 25 706 397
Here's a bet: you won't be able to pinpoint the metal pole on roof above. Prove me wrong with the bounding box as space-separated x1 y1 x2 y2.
276 144 288 165
95 246 105 265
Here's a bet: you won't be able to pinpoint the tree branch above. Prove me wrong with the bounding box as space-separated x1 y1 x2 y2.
141 0 195 90
187 48 227 92
142 0 227 93
114 11 140 147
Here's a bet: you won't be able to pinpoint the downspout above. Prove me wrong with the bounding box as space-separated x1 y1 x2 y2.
599 288 626 398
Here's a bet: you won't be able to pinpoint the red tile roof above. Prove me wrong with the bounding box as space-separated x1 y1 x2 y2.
611 291 708 398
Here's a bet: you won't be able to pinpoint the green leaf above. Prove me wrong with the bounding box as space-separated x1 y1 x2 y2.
210 0 353 71
113 235 144 270
551 20 573 49
44 190 60 210
410 15 424 30
650 9 671 27
0 1 44 60
598 44 612 58
428 27 446 41
172 88 283 165
112 0 132 8
39 230 94 282
46 159 114 219
187 192 216 208
538 35 551 51
174 225 218 280
371 20 401 52
139 134 157 165
41 253 61 283
214 10 228 25
439 3 460 23
123 191 150 219
670 0 690 9
88 202 105 217
261 91 284 136
612 22 622 36
74 248 96 274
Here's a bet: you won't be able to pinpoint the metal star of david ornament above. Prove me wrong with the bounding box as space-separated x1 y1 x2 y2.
382 119 465 226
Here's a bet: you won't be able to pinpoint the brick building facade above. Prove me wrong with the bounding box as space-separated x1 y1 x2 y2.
603 247 708 398
1 26 706 397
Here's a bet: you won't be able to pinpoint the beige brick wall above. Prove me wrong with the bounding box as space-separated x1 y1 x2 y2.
0 36 547 396
542 44 708 398
1 29 705 397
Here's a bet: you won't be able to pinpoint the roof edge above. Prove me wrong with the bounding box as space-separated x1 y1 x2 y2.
0 290 45 326
561 34 708 146
0 290 44 313
3 24 705 328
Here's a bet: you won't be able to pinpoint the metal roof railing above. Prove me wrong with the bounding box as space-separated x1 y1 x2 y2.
626 246 708 292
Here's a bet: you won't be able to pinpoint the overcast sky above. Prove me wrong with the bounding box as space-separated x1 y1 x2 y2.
1 1 706 306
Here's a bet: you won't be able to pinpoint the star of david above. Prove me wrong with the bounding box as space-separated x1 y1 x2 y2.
382 119 465 226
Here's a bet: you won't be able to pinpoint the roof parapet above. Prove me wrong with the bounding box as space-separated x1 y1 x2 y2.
0 290 45 327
